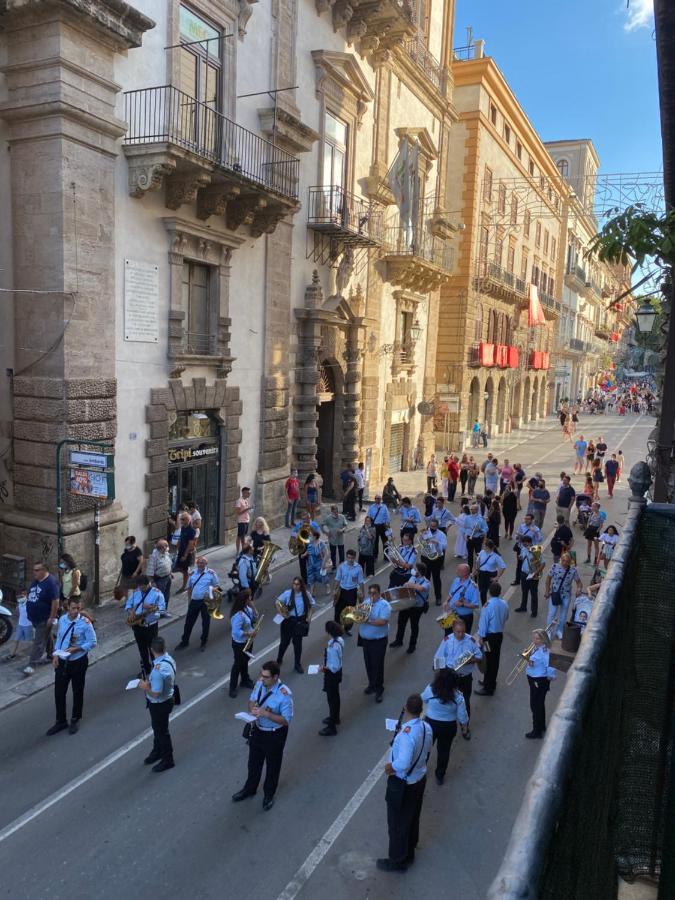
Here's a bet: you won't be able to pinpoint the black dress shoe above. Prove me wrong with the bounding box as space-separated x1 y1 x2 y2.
510 581 520 586
461 728 471 740
318 726 337 736
262 796 275 811
232 789 255 802
435 773 444 785
375 692 384 703
174 642 188 651
530 612 538 618
294 663 304 674
200 643 207 652
475 688 494 696
405 852 415 865
364 686 375 695
144 754 161 765
435 599 442 606
389 641 403 648
152 760 175 773
406 646 416 654
69 719 80 734
376 858 407 872
478 680 485 686
241 680 255 689
514 607 527 613
229 690 238 698
525 730 544 739
46 721 68 736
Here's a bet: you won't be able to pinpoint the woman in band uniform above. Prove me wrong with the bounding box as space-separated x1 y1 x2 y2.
229 590 257 698
421 668 469 784
319 621 344 736
525 629 553 739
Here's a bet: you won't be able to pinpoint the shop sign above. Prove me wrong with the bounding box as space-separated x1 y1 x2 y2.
67 449 115 501
168 444 219 464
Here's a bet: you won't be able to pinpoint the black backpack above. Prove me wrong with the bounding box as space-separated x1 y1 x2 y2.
78 571 88 592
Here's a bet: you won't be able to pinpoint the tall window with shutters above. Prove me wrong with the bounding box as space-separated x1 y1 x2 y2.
178 6 222 152
181 261 215 355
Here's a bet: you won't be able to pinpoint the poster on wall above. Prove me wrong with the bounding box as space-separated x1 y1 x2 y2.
124 259 159 342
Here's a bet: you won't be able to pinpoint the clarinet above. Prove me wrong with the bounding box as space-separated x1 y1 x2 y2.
390 706 405 747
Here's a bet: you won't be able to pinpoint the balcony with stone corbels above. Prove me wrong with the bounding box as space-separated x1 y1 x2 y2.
316 0 417 56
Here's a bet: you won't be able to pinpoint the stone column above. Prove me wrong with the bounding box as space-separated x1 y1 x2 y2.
293 273 323 489
341 326 365 469
0 0 153 588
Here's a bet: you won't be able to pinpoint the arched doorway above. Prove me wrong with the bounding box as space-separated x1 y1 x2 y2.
484 376 495 434
531 379 539 421
467 376 481 433
496 377 507 434
316 360 340 498
523 377 531 424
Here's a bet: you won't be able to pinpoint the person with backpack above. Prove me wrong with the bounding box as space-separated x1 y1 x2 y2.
59 553 85 611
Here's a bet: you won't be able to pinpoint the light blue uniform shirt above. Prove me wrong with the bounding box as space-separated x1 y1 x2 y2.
420 528 448 554
54 613 96 661
292 519 319 534
394 544 416 572
325 637 344 673
359 597 391 640
125 586 165 625
407 574 430 607
276 588 316 618
148 653 175 703
527 646 550 678
335 561 365 590
249 679 293 731
516 523 543 545
367 503 390 526
477 549 507 575
435 633 482 675
447 577 480 617
421 685 469 725
237 555 256 590
188 568 220 600
463 514 487 539
389 718 433 784
520 547 535 576
478 595 510 637
231 606 256 643
428 505 453 529
400 506 421 527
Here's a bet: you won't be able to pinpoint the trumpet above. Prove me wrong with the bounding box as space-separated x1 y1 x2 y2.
340 600 372 626
383 542 410 568
505 622 556 685
243 613 264 658
415 536 441 560
289 526 311 556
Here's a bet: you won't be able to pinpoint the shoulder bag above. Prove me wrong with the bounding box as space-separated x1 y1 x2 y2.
385 723 428 809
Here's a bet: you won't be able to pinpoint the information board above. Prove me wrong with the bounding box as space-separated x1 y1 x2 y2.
124 259 159 343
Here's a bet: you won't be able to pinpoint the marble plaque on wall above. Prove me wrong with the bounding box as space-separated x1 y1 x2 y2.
124 259 159 342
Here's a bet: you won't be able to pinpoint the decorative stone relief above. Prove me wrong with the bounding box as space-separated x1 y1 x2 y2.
128 160 176 198
238 0 259 37
165 173 212 211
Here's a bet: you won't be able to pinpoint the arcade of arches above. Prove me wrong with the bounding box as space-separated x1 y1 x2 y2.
466 372 548 438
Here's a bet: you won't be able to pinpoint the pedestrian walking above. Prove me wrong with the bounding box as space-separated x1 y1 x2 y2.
321 504 348 569
531 478 551 529
354 462 366 511
544 553 582 640
284 469 300 528
235 486 253 555
357 516 376 577
421 670 469 785
23 563 60 676
367 494 391 560
426 455 437 492
459 453 470 494
46 597 97 736
555 475 576 524
7 589 33 661
138 636 177 772
58 553 82 611
174 512 197 593
502 485 518 538
118 535 144 598
605 453 619 497
146 539 173 613
573 435 587 475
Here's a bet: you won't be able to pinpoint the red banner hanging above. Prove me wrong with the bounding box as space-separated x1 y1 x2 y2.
479 342 495 366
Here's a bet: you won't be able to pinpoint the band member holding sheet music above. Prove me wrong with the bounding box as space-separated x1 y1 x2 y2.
229 590 257 698
46 597 97 737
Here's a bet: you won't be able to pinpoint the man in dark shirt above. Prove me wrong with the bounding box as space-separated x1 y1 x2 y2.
24 562 60 675
175 511 197 593
605 454 620 497
550 515 573 563
531 479 551 529
555 475 576 524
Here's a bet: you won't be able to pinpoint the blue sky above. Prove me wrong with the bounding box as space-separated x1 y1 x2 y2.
454 0 661 176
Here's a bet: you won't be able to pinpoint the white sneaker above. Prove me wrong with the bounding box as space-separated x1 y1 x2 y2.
23 665 35 675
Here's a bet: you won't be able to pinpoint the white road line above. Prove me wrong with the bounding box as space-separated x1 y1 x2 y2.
277 749 390 900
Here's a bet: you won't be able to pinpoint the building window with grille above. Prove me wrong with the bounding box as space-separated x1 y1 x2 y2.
489 102 497 126
483 166 493 203
494 231 504 267
535 221 542 248
543 229 549 256
516 140 522 160
521 250 529 282
524 209 531 238
504 122 511 145
528 159 535 177
557 158 569 178
479 224 489 275
498 183 507 215
507 239 516 275
181 261 215 354
551 236 557 262
475 303 483 341
178 5 223 150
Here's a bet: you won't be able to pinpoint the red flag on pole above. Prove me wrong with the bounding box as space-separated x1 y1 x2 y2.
528 284 546 327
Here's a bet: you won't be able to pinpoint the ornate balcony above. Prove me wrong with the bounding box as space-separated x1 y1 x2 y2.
564 263 587 295
307 186 384 246
123 85 300 236
319 0 417 55
474 261 527 305
382 224 454 292
401 37 448 95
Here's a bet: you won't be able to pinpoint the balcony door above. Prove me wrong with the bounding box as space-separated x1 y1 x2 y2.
322 111 348 222
178 6 222 156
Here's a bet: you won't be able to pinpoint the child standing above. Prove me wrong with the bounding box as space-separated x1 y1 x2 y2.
8 590 33 660
318 621 344 736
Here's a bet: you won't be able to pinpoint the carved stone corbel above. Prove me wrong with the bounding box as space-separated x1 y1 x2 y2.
128 160 175 198
238 0 259 37
196 184 241 220
250 203 293 238
226 196 267 232
165 173 212 211
332 0 354 30
315 0 336 11
347 17 368 43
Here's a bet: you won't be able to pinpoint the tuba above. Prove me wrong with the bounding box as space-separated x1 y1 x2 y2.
340 600 372 626
289 527 311 556
528 544 545 580
414 535 440 560
254 542 281 586
383 542 409 568
205 587 225 620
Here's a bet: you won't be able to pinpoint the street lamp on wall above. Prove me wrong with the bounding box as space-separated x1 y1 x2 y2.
635 300 657 334
410 319 423 343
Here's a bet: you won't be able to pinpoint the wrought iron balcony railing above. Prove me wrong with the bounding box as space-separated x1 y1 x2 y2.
124 85 300 201
182 331 217 356
307 186 384 246
402 37 447 93
453 43 477 61
383 225 454 271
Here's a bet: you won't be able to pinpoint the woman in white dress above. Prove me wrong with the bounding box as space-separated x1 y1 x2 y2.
598 525 620 570
454 503 469 558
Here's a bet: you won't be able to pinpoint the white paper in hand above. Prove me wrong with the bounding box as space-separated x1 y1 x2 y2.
53 650 71 660
235 712 256 723
433 656 446 670
126 679 141 690
272 613 285 625
306 664 320 675
385 718 399 732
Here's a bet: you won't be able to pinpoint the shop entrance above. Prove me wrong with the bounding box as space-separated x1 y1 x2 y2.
168 412 221 549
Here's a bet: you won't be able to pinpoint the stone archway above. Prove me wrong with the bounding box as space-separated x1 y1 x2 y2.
484 376 495 434
523 377 531 424
467 376 481 433
496 377 507 434
531 379 539 421
316 358 345 498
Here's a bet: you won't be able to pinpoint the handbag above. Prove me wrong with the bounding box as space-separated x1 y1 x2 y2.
550 590 562 606
385 724 428 810
294 619 310 638
166 661 181 706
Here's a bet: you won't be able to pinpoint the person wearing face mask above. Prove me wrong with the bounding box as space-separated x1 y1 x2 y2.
146 539 173 616
59 553 81 612
118 535 144 599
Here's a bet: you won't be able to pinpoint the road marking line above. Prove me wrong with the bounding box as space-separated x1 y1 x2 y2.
276 749 390 900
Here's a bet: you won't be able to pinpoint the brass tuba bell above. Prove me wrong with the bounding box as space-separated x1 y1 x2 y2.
289 526 311 556
254 541 281 586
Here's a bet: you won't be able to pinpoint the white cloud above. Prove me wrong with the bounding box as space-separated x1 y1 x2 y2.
624 0 654 31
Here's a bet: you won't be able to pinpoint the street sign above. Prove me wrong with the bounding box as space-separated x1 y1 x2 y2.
67 448 115 501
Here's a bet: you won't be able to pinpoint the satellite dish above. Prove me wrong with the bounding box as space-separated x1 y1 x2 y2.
417 401 435 416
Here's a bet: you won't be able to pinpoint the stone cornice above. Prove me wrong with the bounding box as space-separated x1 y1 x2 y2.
257 106 320 155
0 55 121 94
162 216 247 252
0 99 127 146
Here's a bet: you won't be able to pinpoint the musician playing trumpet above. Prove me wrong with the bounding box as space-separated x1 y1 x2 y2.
419 518 447 605
333 549 365 636
387 532 416 588
434 617 482 729
389 562 431 654
275 577 315 674
125 575 165 678
228 589 258 698
445 563 480 634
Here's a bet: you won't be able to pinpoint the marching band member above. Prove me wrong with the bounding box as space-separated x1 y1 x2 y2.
434 616 482 727
445 563 480 633
511 514 543 585
232 660 293 811
389 562 430 654
515 537 541 617
366 493 391 560
236 543 257 595
421 668 469 785
46 598 97 736
419 518 447 605
475 582 509 696
387 531 416 588
318 620 344 736
174 556 220 652
475 537 507 605
525 629 553 739
138 635 176 773
359 584 391 703
377 694 433 873
425 495 454 534
333 549 364 636
228 589 257 698
125 574 165 677
544 551 582 640
464 503 488 570
275 577 315 673
292 512 319 583
398 497 422 540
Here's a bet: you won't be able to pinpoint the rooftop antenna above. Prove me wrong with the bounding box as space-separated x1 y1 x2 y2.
466 25 473 46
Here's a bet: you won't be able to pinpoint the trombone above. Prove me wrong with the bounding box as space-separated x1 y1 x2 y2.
505 621 556 685
243 614 264 658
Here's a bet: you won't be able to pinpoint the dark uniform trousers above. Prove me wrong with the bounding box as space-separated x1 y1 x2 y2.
425 718 458 779
55 655 89 723
132 623 158 677
482 632 503 693
277 617 305 666
467 537 484 571
149 698 174 764
387 775 427 864
527 675 550 734
334 588 357 634
244 725 288 798
323 669 341 725
388 568 411 589
362 636 387 693
181 599 211 646
477 569 497 605
514 544 523 582
154 574 172 609
230 640 251 691
394 607 424 650
422 555 443 601
519 574 539 615
457 673 473 718
373 524 389 559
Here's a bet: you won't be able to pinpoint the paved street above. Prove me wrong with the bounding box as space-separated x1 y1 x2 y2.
0 414 652 900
